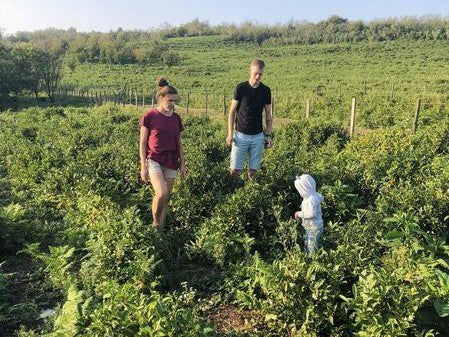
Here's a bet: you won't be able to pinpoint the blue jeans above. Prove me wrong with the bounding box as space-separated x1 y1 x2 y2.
303 224 323 254
230 131 265 170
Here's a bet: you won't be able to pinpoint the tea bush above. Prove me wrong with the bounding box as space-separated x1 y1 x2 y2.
1 105 448 336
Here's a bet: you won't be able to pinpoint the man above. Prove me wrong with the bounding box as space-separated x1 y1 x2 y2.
226 59 273 180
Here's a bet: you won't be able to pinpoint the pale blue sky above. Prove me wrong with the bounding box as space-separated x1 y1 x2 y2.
1 0 449 35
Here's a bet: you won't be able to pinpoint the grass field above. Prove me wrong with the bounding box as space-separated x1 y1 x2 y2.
60 36 449 127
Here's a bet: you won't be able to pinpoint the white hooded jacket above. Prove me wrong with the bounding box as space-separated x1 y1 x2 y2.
294 174 324 228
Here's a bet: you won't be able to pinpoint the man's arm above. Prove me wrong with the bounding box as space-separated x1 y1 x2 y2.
226 99 239 146
264 103 273 134
264 103 273 147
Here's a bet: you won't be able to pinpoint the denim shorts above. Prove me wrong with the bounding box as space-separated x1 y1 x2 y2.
230 131 265 170
147 158 178 179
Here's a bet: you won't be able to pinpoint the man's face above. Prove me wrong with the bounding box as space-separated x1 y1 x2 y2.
249 65 264 85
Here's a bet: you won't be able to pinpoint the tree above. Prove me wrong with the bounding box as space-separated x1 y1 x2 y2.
0 43 18 108
12 43 41 100
37 50 62 102
161 51 179 67
34 40 67 102
64 53 79 73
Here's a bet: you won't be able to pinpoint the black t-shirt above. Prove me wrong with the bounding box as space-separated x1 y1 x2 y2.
233 81 271 135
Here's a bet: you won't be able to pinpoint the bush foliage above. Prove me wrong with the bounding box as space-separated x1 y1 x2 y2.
1 105 448 336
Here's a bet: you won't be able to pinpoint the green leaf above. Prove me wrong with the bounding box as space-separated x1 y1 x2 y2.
385 229 402 240
433 299 449 317
436 269 449 290
265 313 278 321
339 295 351 303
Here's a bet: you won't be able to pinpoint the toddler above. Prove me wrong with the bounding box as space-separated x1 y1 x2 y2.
294 174 324 254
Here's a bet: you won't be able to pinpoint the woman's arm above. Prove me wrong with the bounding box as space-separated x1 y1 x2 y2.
139 125 149 183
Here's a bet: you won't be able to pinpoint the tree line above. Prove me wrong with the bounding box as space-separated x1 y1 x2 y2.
3 15 449 64
2 15 449 108
0 39 66 107
223 15 449 45
3 27 180 67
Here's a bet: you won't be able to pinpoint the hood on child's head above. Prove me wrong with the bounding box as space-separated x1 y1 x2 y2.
294 174 317 198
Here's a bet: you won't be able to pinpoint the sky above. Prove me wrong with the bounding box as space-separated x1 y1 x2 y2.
1 0 449 35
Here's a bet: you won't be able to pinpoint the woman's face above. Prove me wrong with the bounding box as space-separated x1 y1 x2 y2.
160 94 177 112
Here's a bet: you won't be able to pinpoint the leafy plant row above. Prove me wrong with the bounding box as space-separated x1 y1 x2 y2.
0 104 448 336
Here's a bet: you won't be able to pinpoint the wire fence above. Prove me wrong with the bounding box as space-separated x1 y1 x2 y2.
2 82 448 134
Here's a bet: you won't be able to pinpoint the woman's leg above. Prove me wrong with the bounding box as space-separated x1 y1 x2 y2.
159 177 175 226
149 171 169 229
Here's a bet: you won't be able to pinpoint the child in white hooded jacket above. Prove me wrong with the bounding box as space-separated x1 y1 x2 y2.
294 174 324 254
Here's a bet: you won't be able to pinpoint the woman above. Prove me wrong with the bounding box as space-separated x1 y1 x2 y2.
139 77 186 229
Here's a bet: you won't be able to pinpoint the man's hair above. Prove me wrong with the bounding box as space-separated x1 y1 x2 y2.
250 59 265 69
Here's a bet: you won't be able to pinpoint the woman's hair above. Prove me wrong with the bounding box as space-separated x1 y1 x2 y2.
156 77 178 99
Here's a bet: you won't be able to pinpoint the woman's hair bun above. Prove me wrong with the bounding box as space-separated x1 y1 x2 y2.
156 77 169 88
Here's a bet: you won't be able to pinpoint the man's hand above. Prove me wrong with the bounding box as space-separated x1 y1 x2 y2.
265 136 273 149
226 134 233 147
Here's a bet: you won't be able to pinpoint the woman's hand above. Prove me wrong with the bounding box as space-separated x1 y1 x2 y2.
140 164 149 184
294 211 302 220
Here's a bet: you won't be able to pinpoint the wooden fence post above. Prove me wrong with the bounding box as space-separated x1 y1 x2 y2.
205 91 208 115
135 90 138 107
186 92 190 114
350 97 356 138
412 98 421 132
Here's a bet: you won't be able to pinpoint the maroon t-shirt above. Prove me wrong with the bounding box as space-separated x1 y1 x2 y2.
140 108 184 169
